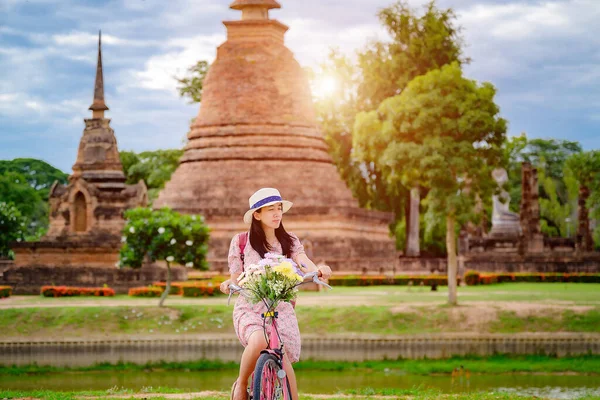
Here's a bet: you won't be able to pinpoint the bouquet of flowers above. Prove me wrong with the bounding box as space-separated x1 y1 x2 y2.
237 253 304 307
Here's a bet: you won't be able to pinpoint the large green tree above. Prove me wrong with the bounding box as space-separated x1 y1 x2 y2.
354 63 507 305
565 150 600 249
119 150 183 203
0 158 68 200
0 158 68 239
503 136 583 237
0 202 26 259
312 1 468 253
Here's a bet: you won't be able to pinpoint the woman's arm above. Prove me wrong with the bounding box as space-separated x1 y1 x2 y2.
295 253 332 280
220 272 241 294
220 233 245 294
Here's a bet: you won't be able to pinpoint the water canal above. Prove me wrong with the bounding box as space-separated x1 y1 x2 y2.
2 370 599 399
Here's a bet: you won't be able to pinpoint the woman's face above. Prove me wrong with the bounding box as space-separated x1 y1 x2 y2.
253 202 283 230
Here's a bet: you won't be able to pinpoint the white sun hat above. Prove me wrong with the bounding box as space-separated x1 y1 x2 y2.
243 188 293 224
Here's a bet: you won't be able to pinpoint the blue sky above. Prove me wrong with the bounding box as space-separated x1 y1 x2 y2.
1 0 599 173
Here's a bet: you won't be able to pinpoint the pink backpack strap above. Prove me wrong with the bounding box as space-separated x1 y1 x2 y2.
238 232 249 271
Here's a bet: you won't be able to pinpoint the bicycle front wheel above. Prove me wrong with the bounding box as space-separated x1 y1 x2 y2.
252 353 291 400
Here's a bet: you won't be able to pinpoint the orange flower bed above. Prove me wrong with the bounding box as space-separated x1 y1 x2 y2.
129 287 163 297
41 286 115 297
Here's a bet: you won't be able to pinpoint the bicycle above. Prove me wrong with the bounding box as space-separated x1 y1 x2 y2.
228 270 332 400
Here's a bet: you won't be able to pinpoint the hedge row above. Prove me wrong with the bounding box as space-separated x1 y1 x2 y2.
152 282 184 295
128 287 163 297
0 286 12 298
465 271 600 285
327 275 459 287
187 273 229 283
41 286 115 297
128 282 224 297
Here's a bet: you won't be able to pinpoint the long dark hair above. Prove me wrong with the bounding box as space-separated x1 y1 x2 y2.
249 211 294 258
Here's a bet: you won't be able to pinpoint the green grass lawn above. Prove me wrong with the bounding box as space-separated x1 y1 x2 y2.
1 284 599 338
4 283 600 306
326 283 600 305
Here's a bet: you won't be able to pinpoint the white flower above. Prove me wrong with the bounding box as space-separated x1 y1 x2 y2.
115 262 120 268
166 256 175 262
170 238 177 245
185 262 193 268
129 227 135 233
191 215 197 220
186 240 193 246
158 227 165 234
121 236 127 243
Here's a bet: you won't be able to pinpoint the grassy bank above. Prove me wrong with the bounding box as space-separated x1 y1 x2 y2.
2 355 599 376
1 304 599 338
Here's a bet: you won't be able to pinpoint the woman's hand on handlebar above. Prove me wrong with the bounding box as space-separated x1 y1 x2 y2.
317 264 332 280
220 279 231 294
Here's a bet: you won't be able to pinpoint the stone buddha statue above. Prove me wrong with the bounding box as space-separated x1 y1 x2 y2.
489 168 521 237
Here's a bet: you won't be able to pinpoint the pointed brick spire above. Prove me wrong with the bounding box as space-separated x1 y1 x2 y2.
89 31 109 117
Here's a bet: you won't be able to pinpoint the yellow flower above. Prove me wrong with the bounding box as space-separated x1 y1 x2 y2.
273 262 302 282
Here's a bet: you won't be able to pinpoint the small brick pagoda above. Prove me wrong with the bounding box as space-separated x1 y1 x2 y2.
5 33 184 293
155 0 397 271
41 33 148 246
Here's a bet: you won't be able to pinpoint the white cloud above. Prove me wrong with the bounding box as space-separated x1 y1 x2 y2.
53 31 161 47
131 34 224 93
286 17 388 67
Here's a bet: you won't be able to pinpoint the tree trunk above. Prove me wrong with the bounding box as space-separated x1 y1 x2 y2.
406 187 420 257
446 214 458 306
159 262 172 308
577 185 593 252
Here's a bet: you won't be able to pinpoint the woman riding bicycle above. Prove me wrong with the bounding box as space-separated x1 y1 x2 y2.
220 188 332 400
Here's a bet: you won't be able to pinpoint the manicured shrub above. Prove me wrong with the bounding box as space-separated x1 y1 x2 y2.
0 286 12 298
464 272 600 285
129 287 163 297
465 270 481 285
182 282 223 297
41 286 115 297
327 275 459 287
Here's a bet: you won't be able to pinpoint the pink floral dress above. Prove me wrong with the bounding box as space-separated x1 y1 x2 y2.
228 232 306 363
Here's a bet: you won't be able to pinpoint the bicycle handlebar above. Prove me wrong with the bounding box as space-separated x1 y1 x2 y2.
227 270 332 305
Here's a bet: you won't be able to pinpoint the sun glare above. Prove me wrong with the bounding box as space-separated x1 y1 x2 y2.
312 74 339 100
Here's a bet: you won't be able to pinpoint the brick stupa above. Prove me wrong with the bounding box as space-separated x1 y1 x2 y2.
155 0 397 271
42 32 148 247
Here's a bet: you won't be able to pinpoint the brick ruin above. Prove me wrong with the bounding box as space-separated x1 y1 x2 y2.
3 33 185 293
